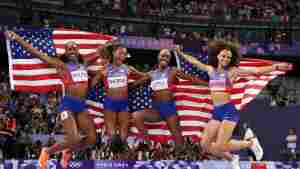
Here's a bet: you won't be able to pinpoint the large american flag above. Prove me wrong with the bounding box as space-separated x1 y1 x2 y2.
6 29 290 143
6 28 114 92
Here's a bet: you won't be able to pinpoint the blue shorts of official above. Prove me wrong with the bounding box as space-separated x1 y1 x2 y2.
58 96 87 114
212 102 239 123
152 100 177 119
103 96 129 113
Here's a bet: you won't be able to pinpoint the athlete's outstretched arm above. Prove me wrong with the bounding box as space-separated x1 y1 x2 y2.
5 31 66 69
127 66 150 87
238 62 292 74
128 66 146 78
175 68 208 86
175 45 211 73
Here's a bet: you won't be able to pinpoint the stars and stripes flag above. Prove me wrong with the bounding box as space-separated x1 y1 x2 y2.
6 28 114 92
6 28 291 143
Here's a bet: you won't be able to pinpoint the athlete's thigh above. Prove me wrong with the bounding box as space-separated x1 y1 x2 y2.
76 111 96 136
202 119 222 143
215 120 237 146
59 111 79 138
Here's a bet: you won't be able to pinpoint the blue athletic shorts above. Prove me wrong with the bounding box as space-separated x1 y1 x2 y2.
103 96 129 113
152 100 177 119
58 96 86 114
212 102 239 122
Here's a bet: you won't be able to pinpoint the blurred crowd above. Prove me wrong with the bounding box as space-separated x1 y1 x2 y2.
22 0 296 43
135 0 296 22
80 0 300 23
0 71 61 159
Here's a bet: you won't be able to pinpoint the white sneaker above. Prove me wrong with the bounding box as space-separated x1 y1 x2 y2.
250 137 264 161
244 128 255 140
231 155 241 169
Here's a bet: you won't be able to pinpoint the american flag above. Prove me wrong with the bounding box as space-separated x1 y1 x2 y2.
87 52 290 142
6 28 114 92
6 29 290 142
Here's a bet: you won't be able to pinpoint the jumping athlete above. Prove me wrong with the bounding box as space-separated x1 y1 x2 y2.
92 43 144 144
132 49 208 150
176 40 292 169
6 31 97 169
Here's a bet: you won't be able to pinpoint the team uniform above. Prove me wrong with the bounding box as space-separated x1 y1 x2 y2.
58 63 89 116
208 68 264 162
149 67 177 119
209 68 239 123
103 64 129 112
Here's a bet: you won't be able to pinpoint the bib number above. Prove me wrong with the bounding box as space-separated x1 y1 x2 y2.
71 70 88 82
151 79 168 91
108 76 127 88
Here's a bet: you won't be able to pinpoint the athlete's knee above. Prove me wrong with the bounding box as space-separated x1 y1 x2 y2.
168 125 181 136
132 111 138 119
132 111 144 122
119 117 129 128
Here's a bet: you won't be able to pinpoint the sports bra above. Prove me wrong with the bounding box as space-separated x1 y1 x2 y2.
105 64 129 89
61 63 88 85
209 68 232 93
149 67 172 91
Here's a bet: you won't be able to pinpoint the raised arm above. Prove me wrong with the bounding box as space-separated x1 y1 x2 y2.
175 45 212 73
128 66 151 87
238 62 292 74
5 31 66 68
175 68 208 86
128 66 146 78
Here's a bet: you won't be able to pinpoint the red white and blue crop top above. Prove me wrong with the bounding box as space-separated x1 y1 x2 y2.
209 69 233 93
104 64 129 89
61 63 88 86
149 67 177 91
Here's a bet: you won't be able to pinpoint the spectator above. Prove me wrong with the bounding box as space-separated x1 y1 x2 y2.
0 104 16 159
285 128 298 159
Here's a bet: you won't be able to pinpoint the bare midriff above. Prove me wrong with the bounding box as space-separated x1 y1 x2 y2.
106 87 128 99
211 91 231 106
65 82 89 99
152 90 174 102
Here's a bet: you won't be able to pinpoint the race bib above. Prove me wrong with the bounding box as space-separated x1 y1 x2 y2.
108 76 127 88
71 70 88 82
151 79 168 91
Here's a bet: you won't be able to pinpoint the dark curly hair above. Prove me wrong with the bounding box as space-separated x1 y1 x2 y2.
208 40 241 68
